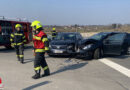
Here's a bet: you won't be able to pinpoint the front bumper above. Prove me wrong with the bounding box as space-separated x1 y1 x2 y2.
76 49 93 59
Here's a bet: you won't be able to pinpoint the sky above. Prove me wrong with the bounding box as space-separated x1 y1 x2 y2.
0 0 130 25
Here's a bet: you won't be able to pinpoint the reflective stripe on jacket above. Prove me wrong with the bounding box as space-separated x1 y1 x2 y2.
33 31 49 52
52 31 57 37
10 30 26 46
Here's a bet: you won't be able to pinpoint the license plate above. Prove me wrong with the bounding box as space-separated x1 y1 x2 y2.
54 50 63 53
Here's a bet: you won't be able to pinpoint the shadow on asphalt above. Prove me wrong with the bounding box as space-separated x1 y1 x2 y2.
0 46 33 53
0 48 14 53
24 59 34 64
22 81 51 90
51 62 88 75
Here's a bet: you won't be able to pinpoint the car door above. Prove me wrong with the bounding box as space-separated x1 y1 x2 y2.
103 33 126 55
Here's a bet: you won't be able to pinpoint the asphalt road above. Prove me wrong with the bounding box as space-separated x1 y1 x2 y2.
0 46 130 90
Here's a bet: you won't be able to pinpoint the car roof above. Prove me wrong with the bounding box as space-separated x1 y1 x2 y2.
100 32 128 34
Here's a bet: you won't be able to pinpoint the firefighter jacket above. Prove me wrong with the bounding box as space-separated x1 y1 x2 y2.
52 31 57 38
33 30 49 53
10 30 26 46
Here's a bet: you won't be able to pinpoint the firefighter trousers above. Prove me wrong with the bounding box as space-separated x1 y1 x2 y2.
34 52 50 75
14 45 24 63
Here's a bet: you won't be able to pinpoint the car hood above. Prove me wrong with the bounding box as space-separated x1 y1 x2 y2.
50 40 75 45
80 39 99 45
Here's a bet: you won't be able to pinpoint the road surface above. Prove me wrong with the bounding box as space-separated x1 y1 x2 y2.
0 46 129 90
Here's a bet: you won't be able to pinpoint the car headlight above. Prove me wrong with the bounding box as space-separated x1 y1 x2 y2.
83 44 93 50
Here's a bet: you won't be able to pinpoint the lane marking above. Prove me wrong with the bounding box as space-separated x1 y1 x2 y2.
99 58 130 78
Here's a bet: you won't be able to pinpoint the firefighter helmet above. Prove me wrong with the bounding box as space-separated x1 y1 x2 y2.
52 28 56 30
15 24 22 29
31 20 42 30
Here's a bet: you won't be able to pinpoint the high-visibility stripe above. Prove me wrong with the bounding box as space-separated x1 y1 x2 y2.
45 47 49 51
35 49 45 52
14 43 23 45
52 32 56 33
17 43 22 45
11 34 14 38
19 55 24 58
52 36 56 37
22 36 25 39
43 66 48 70
34 67 41 70
23 40 26 42
11 43 15 45
42 38 48 42
33 36 41 40
14 33 23 36
10 39 13 42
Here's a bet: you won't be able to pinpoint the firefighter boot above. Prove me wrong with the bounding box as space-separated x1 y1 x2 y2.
17 56 20 61
32 70 41 79
20 57 24 64
42 68 50 77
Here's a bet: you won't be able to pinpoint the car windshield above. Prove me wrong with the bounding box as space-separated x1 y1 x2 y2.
89 33 109 40
54 33 76 40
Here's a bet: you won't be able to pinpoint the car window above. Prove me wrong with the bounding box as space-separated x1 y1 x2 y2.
89 32 110 40
55 33 76 40
106 33 125 41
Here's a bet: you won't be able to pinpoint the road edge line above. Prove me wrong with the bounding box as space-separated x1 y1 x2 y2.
99 58 130 78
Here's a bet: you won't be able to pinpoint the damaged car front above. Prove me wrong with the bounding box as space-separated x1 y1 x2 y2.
77 39 100 59
77 32 113 59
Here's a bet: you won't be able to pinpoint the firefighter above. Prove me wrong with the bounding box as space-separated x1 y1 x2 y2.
10 24 26 64
31 20 50 79
51 27 57 39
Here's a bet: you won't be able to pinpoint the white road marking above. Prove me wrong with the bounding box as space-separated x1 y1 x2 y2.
99 58 130 78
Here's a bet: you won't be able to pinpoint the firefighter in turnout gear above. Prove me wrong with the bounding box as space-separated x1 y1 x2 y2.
52 27 57 39
10 24 26 64
31 20 50 79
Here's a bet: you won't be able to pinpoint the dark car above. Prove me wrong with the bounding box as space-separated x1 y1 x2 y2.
77 32 130 59
48 32 83 56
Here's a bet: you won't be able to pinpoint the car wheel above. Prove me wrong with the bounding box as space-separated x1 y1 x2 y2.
93 48 101 59
100 49 104 58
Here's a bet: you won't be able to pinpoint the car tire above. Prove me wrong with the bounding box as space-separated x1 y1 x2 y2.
100 49 104 58
93 48 101 59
